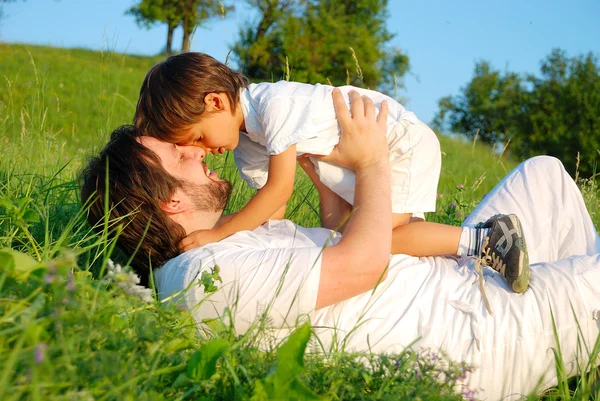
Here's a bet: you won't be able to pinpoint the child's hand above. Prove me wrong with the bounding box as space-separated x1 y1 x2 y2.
179 228 225 252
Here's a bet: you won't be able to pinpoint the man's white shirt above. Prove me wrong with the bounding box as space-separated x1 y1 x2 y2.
155 157 600 400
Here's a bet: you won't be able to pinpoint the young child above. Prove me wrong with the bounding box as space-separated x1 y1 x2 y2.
134 52 530 293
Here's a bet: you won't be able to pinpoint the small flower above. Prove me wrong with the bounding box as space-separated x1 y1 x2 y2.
456 183 465 190
66 272 76 292
47 261 57 273
44 274 54 285
457 212 463 219
462 389 478 401
436 193 444 199
34 343 48 364
106 259 154 303
449 202 457 209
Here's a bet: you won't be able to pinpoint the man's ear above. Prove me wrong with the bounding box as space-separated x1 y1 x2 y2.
160 189 189 215
203 93 227 112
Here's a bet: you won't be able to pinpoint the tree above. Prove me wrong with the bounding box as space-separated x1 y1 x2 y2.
435 49 600 177
434 61 524 145
515 50 600 176
127 0 182 55
233 0 409 92
180 0 233 52
0 0 23 21
233 0 298 79
127 0 233 54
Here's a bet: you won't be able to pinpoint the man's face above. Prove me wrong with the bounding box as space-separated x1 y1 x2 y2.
138 136 222 185
137 136 231 212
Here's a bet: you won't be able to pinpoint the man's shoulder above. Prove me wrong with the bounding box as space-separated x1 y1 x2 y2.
154 233 261 301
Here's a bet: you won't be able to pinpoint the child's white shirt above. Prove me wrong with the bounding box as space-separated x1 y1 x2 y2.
234 81 441 215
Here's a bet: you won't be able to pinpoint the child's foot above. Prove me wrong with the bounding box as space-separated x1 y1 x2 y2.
476 214 530 293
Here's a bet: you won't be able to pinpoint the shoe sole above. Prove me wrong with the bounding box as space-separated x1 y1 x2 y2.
506 215 530 293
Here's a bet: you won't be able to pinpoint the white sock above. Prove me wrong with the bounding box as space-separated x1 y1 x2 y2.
457 226 491 257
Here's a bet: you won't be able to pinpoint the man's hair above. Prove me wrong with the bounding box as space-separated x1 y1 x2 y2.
80 125 186 285
134 52 249 141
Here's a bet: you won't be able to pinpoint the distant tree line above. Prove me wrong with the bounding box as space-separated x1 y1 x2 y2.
435 49 600 177
127 0 408 91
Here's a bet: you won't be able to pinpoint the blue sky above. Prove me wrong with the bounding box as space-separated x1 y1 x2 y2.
1 0 599 124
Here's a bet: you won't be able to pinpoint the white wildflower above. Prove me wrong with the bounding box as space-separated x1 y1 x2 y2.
106 259 154 303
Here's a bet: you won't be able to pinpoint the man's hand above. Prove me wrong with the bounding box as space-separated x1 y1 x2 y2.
179 228 225 252
316 89 389 171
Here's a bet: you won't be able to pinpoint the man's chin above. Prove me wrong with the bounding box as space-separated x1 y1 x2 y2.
183 179 233 213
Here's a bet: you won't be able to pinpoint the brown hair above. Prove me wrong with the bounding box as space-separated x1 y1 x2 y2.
79 125 186 285
134 52 248 141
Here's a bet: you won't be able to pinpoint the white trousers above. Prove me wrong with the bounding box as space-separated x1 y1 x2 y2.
463 155 600 263
460 156 600 398
314 156 599 400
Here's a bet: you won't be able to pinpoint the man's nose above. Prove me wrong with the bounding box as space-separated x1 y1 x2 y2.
178 145 206 160
195 147 207 159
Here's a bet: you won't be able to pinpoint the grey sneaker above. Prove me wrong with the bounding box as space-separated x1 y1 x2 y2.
476 214 530 293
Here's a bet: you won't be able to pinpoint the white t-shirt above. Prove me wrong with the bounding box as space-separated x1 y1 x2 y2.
233 81 441 215
154 219 600 400
238 81 417 157
155 220 333 335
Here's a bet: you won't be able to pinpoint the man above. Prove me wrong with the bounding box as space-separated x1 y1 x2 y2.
81 91 600 399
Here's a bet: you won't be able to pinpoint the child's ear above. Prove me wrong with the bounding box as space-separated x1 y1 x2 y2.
204 93 227 112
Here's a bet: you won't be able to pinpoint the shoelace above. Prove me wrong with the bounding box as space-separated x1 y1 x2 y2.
473 237 497 315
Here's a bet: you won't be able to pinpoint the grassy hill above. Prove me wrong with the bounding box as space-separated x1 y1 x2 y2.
0 43 597 400
0 43 529 225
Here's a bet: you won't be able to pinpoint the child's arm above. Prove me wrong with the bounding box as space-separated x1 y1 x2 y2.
270 204 287 220
179 145 297 252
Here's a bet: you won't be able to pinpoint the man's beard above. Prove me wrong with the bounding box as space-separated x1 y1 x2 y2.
182 178 232 213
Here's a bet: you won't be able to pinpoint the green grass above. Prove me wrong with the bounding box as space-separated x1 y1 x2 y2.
0 43 599 400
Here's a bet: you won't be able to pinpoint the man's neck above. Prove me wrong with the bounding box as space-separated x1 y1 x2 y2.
173 210 223 235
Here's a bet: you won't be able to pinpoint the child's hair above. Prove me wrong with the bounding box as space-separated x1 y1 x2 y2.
134 52 249 140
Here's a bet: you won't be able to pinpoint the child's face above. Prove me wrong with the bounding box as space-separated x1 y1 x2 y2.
178 93 242 155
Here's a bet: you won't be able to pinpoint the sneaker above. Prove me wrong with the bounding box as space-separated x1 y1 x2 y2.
476 214 530 293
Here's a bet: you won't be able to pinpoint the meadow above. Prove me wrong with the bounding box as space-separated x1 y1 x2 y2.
0 43 598 400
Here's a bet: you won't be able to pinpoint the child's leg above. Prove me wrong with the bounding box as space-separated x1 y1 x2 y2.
391 213 463 256
463 156 600 264
388 121 462 256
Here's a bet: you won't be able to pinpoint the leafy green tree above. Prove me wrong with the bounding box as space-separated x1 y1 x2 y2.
233 0 409 92
0 0 23 21
435 49 600 177
233 0 298 80
127 0 233 54
434 61 524 145
515 50 600 176
127 0 181 55
180 0 233 52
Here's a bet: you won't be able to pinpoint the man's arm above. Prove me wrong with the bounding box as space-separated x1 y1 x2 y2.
315 89 392 309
